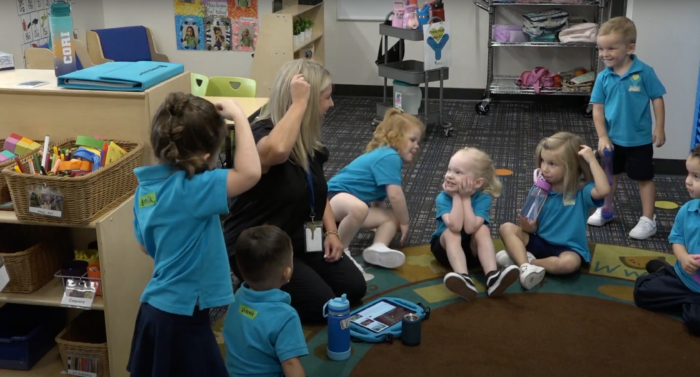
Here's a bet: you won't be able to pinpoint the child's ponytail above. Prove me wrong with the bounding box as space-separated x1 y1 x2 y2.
151 93 226 177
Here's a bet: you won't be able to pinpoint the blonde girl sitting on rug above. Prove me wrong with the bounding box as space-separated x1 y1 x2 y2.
430 147 519 300
327 109 423 278
498 132 610 290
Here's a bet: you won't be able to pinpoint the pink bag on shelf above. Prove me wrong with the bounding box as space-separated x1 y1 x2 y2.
492 25 528 42
516 67 558 94
559 23 598 43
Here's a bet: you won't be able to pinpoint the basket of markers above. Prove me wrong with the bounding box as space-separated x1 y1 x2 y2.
1 135 144 225
0 134 44 204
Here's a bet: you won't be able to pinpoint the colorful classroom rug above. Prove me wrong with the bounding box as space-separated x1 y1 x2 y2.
213 241 700 376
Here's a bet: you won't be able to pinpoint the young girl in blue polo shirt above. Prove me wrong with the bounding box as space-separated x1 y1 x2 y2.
497 132 610 290
128 93 261 377
327 108 423 279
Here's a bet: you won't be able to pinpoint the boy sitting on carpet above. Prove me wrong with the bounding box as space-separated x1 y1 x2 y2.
223 225 309 376
633 146 700 336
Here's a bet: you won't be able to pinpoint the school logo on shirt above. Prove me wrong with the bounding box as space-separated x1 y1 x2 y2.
239 304 258 319
138 192 157 208
629 74 641 92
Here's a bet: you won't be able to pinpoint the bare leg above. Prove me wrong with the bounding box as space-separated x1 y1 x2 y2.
361 208 399 246
440 230 468 274
330 193 369 248
498 222 530 266
638 180 656 220
472 224 496 274
531 251 581 275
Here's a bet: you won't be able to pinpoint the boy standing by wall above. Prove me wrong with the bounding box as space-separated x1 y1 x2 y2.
587 16 666 240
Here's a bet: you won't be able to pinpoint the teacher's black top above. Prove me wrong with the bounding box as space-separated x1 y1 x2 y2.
223 119 329 258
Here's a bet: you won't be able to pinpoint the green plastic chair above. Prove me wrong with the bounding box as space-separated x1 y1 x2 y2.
206 76 256 97
191 73 209 97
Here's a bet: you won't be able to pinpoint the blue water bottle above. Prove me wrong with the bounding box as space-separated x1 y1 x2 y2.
601 148 614 220
323 294 351 361
49 1 77 77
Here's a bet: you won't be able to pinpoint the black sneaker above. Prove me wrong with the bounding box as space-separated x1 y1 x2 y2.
645 258 671 274
443 272 478 300
486 265 520 298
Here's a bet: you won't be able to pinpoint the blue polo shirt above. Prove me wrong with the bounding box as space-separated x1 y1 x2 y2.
431 191 492 241
327 146 403 202
133 165 234 316
535 182 603 263
668 200 700 294
224 284 308 377
590 55 666 147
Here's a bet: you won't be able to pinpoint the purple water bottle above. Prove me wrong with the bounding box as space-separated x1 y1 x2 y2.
521 169 551 222
601 148 614 220
323 294 351 361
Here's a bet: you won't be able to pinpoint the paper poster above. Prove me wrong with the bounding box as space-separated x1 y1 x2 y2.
232 17 257 51
173 0 257 52
423 21 451 71
175 15 205 50
20 13 33 43
40 9 50 40
31 11 41 41
204 17 232 51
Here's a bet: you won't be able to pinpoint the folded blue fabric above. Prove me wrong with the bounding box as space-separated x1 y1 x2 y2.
58 61 185 92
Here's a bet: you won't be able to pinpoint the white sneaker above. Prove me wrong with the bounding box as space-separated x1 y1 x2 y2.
519 263 545 290
344 248 374 281
587 207 612 226
362 243 405 269
496 250 535 268
629 216 657 240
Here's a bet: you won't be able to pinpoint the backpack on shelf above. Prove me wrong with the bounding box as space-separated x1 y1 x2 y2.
559 23 598 43
516 67 561 94
522 9 569 37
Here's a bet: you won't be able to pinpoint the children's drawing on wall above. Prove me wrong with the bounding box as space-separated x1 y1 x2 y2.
175 16 205 50
228 0 257 19
233 17 257 51
205 17 231 51
174 0 205 17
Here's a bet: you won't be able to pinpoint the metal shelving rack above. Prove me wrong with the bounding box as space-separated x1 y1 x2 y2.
375 14 454 136
474 0 606 115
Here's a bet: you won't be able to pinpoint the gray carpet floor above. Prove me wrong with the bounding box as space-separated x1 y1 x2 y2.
321 97 687 255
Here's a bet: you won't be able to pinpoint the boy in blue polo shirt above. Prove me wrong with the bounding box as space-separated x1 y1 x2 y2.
633 146 700 336
224 225 308 377
128 94 261 377
587 16 666 240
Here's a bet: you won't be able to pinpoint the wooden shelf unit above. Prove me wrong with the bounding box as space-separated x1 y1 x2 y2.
250 1 325 97
0 69 191 377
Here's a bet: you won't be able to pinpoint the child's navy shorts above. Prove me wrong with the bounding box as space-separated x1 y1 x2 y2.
127 302 228 377
526 234 573 259
430 231 481 270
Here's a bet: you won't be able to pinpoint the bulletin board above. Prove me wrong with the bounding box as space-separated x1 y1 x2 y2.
16 0 55 60
336 0 395 21
174 0 258 51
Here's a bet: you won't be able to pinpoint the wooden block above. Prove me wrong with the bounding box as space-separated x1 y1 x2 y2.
0 150 17 159
76 135 108 150
13 144 28 156
29 142 41 150
20 137 34 145
4 136 19 153
8 133 22 140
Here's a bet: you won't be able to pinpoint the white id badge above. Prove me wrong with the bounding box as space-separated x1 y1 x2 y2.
304 221 324 252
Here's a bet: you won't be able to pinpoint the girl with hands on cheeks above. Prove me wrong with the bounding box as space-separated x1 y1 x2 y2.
498 132 610 290
430 147 519 301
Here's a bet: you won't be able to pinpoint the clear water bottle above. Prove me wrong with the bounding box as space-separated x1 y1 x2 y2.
521 169 551 222
601 148 614 220
323 294 351 361
49 1 77 77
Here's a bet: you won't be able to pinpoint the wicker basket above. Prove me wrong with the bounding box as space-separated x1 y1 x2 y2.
1 139 143 225
0 139 43 204
55 311 110 377
1 243 66 294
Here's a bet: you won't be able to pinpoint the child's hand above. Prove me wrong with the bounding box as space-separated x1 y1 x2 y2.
290 74 310 106
518 214 537 233
653 128 666 148
578 145 596 164
215 99 245 121
597 137 613 156
399 224 410 246
680 253 700 275
442 181 458 196
459 176 476 198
